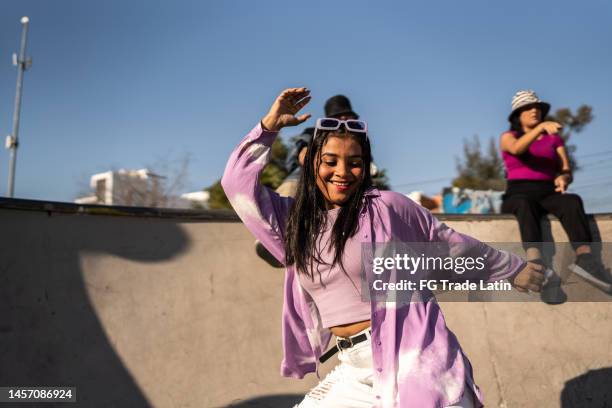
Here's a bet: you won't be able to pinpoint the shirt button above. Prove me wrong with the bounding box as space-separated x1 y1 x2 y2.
376 395 381 399
377 368 383 372
377 341 382 346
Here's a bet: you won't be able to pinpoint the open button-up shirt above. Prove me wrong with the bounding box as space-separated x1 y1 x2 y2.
221 123 525 408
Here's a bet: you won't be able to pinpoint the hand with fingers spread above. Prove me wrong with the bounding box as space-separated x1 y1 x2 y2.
262 87 312 132
511 261 546 292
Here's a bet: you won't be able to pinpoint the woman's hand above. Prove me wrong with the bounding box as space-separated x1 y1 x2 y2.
511 262 545 292
261 88 312 132
554 174 570 193
537 121 563 135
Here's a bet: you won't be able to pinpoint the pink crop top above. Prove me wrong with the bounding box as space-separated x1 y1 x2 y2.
297 208 371 328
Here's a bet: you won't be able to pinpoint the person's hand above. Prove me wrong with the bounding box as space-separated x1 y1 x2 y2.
537 121 563 135
511 262 545 292
261 88 311 132
554 175 570 193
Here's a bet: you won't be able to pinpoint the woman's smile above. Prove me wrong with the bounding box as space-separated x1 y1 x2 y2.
315 135 365 208
330 179 353 192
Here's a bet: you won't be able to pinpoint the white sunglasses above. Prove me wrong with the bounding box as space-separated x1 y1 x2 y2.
314 118 368 139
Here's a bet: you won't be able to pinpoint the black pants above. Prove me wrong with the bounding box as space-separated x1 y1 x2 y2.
501 180 592 250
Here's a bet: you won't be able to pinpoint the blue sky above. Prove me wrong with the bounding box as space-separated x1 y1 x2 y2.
1 0 611 211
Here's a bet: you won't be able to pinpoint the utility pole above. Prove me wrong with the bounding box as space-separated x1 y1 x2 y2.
6 16 32 197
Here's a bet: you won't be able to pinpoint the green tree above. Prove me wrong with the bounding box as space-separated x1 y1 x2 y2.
546 105 593 170
452 136 505 191
206 138 288 209
206 180 231 209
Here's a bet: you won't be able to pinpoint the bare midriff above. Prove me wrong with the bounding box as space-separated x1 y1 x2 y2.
330 319 371 338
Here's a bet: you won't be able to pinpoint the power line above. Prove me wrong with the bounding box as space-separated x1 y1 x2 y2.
576 149 612 159
573 175 612 184
578 162 612 170
389 149 612 191
579 156 612 168
570 180 612 190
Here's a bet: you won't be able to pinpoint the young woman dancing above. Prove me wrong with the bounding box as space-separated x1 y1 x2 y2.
222 88 543 407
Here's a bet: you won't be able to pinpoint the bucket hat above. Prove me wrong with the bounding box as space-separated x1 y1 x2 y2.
508 89 550 121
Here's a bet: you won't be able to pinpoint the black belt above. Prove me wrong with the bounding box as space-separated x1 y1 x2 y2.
319 331 371 364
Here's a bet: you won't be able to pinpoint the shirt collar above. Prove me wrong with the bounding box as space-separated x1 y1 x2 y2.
363 187 381 198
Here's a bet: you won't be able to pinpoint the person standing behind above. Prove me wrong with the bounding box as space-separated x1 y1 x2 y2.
500 90 611 298
275 127 315 198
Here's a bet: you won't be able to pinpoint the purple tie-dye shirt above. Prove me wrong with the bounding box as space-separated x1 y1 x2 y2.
221 123 526 408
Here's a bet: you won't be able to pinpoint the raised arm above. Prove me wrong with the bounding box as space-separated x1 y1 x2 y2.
500 121 562 155
221 88 311 264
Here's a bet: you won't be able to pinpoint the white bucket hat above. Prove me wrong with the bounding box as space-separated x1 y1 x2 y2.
508 89 550 121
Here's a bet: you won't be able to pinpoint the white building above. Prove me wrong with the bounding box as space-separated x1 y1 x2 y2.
75 169 210 209
179 190 210 209
75 169 164 206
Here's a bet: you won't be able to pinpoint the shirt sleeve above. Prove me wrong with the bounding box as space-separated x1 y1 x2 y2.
416 204 526 283
221 123 293 264
552 134 565 149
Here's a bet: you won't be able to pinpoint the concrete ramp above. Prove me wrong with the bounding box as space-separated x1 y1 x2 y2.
1 199 611 407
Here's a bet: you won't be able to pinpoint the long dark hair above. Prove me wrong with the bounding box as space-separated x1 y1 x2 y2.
284 128 373 281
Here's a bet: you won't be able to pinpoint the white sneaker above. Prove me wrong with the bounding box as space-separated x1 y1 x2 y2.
569 263 612 292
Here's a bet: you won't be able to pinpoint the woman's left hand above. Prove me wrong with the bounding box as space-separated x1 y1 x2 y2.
554 175 570 193
512 262 545 292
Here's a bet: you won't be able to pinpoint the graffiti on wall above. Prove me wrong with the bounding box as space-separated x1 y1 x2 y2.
442 187 504 214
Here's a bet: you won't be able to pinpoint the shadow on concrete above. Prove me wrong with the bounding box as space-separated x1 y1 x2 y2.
0 210 189 407
560 367 612 407
226 394 303 407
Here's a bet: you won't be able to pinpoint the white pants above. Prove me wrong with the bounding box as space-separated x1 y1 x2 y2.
295 330 475 408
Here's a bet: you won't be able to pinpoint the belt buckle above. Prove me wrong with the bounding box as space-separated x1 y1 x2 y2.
337 337 353 351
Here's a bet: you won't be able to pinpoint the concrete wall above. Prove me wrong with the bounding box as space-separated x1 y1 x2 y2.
1 199 611 408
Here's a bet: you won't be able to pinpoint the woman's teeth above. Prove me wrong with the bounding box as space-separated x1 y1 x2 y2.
332 181 350 186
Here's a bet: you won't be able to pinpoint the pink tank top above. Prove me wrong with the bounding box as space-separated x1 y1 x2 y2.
501 131 564 181
297 208 371 328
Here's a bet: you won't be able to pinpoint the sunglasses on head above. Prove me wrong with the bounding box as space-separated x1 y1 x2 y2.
314 118 368 139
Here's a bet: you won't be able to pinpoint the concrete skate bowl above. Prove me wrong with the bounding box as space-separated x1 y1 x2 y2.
1 197 611 408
